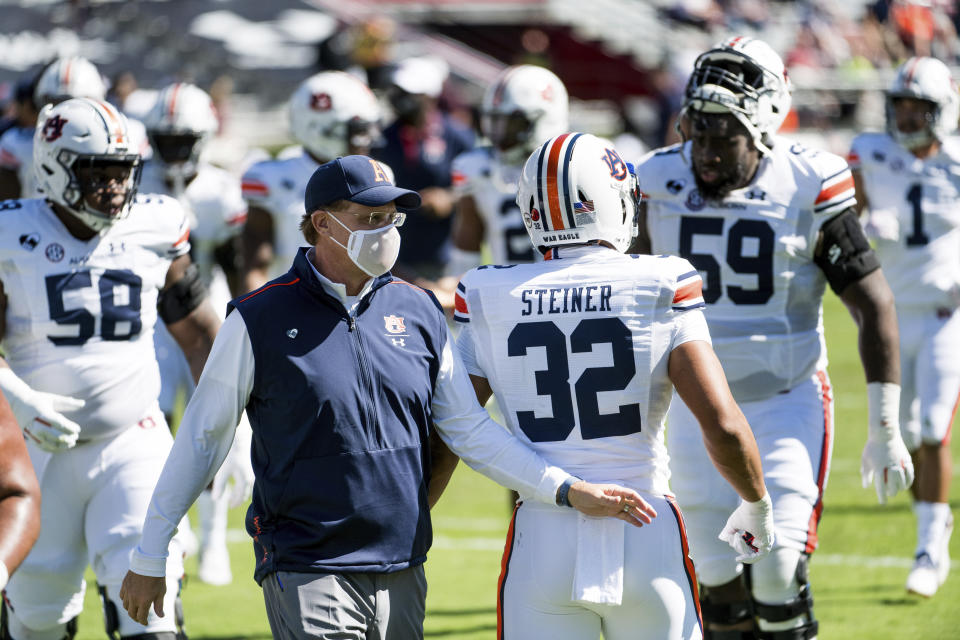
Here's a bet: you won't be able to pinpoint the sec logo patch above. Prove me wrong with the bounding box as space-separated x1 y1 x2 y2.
45 242 65 262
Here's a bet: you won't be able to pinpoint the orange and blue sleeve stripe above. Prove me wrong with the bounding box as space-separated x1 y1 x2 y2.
672 270 705 311
814 167 856 215
242 178 270 199
453 282 470 323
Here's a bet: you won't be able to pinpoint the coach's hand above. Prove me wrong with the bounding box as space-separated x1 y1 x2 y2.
119 570 166 626
720 492 775 563
567 481 657 527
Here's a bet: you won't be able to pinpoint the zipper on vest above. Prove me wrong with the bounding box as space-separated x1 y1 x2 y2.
348 312 379 431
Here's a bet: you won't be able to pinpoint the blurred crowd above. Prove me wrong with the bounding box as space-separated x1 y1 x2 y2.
1 0 958 263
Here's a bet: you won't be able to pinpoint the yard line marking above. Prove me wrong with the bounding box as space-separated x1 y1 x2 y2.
222 529 955 569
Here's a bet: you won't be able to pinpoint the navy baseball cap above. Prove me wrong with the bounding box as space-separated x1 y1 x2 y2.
304 155 421 213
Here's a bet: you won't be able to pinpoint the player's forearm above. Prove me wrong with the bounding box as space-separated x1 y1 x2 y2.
841 270 900 384
0 393 41 580
168 301 221 384
0 492 40 579
701 415 766 503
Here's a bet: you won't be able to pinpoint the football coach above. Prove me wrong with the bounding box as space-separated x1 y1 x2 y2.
119 155 655 639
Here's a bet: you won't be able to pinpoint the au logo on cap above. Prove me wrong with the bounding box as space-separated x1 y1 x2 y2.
368 159 390 183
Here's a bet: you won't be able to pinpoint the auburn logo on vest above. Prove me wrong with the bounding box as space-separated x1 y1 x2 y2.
384 315 406 334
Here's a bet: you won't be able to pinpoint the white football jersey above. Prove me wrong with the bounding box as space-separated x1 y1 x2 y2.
0 126 38 197
455 245 710 495
452 147 539 265
640 137 856 402
849 133 960 309
0 119 151 199
0 196 190 440
241 151 319 279
139 161 247 288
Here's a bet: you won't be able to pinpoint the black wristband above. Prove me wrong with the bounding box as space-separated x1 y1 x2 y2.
555 476 579 508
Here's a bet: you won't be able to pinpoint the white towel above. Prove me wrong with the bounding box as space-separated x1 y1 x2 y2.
571 513 625 605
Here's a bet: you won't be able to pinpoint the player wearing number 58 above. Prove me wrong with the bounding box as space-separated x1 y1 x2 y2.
635 37 912 638
0 98 220 639
118 154 652 639
850 56 960 599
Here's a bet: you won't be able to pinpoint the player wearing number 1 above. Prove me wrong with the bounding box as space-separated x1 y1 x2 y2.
635 37 912 638
455 133 775 639
850 56 960 598
0 98 219 639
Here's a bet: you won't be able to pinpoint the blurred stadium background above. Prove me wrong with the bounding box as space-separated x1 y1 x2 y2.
3 0 959 638
3 0 958 165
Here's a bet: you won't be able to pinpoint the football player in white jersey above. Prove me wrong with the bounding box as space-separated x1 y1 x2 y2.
850 56 960 598
433 65 569 311
241 71 382 293
0 98 220 640
0 57 150 200
141 82 253 587
455 133 775 640
635 37 913 639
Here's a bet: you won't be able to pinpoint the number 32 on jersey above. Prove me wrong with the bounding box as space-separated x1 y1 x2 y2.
508 317 641 443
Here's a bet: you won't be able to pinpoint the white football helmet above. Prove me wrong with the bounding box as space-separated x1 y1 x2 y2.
143 82 219 177
481 64 569 165
34 98 142 233
288 71 382 162
517 133 639 254
681 36 792 155
886 56 960 149
33 57 106 109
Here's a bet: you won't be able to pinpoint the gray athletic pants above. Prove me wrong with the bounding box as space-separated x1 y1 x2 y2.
261 566 427 640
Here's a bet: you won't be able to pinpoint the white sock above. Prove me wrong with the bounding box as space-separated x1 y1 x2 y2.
915 501 952 560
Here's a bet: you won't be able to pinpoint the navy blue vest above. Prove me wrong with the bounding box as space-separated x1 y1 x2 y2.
227 248 446 583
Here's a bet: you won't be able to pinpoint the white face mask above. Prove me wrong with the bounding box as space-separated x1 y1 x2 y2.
327 213 401 277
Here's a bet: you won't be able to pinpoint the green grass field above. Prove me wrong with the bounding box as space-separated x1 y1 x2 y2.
73 293 960 639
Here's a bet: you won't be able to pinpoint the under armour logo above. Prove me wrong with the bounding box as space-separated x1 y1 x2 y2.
828 244 841 265
390 337 406 347
286 328 298 339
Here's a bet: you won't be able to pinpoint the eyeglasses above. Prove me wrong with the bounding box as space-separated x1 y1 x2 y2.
326 209 406 227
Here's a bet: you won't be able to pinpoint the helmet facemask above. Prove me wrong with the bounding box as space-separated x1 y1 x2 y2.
482 110 536 164
345 117 382 156
58 152 142 232
884 57 960 150
149 131 204 179
681 43 791 157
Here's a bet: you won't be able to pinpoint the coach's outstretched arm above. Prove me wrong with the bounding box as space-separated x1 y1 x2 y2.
669 340 775 562
815 210 913 503
0 389 41 589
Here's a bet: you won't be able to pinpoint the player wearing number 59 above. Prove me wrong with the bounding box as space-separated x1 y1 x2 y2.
635 37 912 638
454 133 774 640
849 56 960 598
0 98 219 640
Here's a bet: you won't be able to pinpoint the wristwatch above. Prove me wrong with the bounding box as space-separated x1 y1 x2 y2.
555 476 580 507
